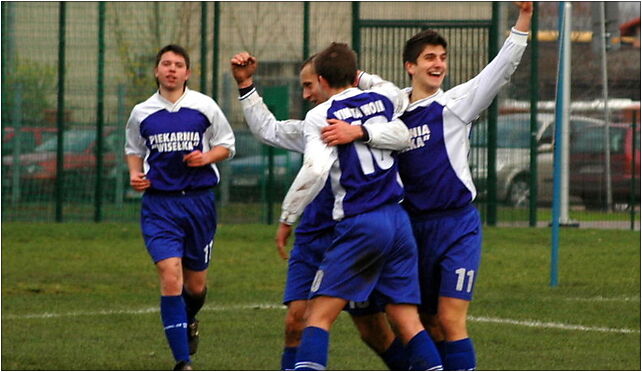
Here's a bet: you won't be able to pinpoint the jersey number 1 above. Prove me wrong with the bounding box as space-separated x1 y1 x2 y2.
353 117 394 175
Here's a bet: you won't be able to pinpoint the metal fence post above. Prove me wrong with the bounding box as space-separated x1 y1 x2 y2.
631 112 637 230
486 2 500 226
94 1 106 222
55 1 66 222
529 2 539 227
200 2 208 94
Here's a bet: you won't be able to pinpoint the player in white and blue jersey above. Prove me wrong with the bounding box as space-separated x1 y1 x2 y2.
277 43 443 371
352 3 533 370
125 44 235 371
231 51 411 370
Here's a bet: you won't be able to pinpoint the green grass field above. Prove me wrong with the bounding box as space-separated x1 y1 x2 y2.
2 222 640 370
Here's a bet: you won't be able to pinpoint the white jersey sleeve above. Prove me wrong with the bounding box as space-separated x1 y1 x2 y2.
356 71 409 118
442 28 529 124
279 106 336 225
124 106 147 158
239 87 306 153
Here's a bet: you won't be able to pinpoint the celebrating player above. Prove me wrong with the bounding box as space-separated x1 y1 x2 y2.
278 42 443 371
350 2 533 369
125 44 235 371
230 52 411 370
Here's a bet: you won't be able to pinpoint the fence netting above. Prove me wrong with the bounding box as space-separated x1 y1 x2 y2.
1 2 639 229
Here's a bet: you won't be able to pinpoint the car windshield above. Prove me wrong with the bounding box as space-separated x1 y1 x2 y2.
471 117 531 148
34 130 95 153
573 127 626 154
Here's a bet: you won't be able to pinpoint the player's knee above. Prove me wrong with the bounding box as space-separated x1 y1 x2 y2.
284 310 306 344
437 311 467 334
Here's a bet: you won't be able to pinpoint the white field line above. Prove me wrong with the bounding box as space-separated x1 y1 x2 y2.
468 315 639 334
3 303 639 334
560 296 640 303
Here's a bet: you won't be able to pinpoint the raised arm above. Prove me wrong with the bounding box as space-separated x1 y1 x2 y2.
232 52 306 153
442 1 533 124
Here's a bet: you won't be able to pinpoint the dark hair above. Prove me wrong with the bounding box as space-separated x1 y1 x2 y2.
402 30 448 65
314 42 357 89
155 44 191 69
300 53 317 72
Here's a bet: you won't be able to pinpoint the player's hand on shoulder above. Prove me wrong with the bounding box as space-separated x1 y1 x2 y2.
230 52 258 88
322 118 364 146
129 171 151 191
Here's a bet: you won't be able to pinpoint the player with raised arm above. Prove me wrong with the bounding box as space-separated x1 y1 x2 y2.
277 42 443 371
125 44 235 371
230 51 410 370
344 3 533 369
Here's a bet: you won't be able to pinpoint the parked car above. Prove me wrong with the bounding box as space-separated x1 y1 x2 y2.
2 127 124 201
228 149 302 202
2 126 57 156
470 113 602 207
569 123 640 208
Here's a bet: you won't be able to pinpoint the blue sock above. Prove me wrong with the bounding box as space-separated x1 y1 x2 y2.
160 295 190 363
379 337 410 370
444 338 476 370
294 327 329 370
435 340 447 362
406 330 443 370
281 346 298 370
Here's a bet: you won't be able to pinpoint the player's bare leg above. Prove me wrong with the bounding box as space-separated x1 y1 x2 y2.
293 296 346 370
157 257 184 295
350 312 410 370
183 268 209 355
280 299 308 369
437 297 469 341
285 300 308 346
350 312 395 353
434 296 476 370
385 303 443 370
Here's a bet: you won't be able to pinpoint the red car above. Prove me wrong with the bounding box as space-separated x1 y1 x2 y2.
2 126 57 156
570 123 641 209
2 127 123 200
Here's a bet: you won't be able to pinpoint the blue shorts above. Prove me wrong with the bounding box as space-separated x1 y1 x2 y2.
284 230 390 316
410 204 482 314
140 189 217 271
310 204 420 305
283 230 331 304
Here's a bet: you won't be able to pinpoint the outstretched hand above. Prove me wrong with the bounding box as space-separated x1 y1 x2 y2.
230 52 258 88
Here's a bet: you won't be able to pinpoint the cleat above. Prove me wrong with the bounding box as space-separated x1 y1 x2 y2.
173 361 192 371
188 319 200 355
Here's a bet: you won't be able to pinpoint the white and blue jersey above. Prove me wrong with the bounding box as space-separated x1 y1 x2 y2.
400 28 528 309
125 88 235 192
239 83 410 305
398 28 528 216
279 82 408 224
279 79 420 304
125 88 235 270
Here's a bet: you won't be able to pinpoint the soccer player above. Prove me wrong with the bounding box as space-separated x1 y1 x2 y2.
278 42 442 371
349 2 533 369
230 51 410 370
125 44 235 371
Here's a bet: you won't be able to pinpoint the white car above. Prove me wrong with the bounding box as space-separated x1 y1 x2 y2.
470 113 603 207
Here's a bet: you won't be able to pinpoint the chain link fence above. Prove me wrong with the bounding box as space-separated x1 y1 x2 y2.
1 2 639 229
